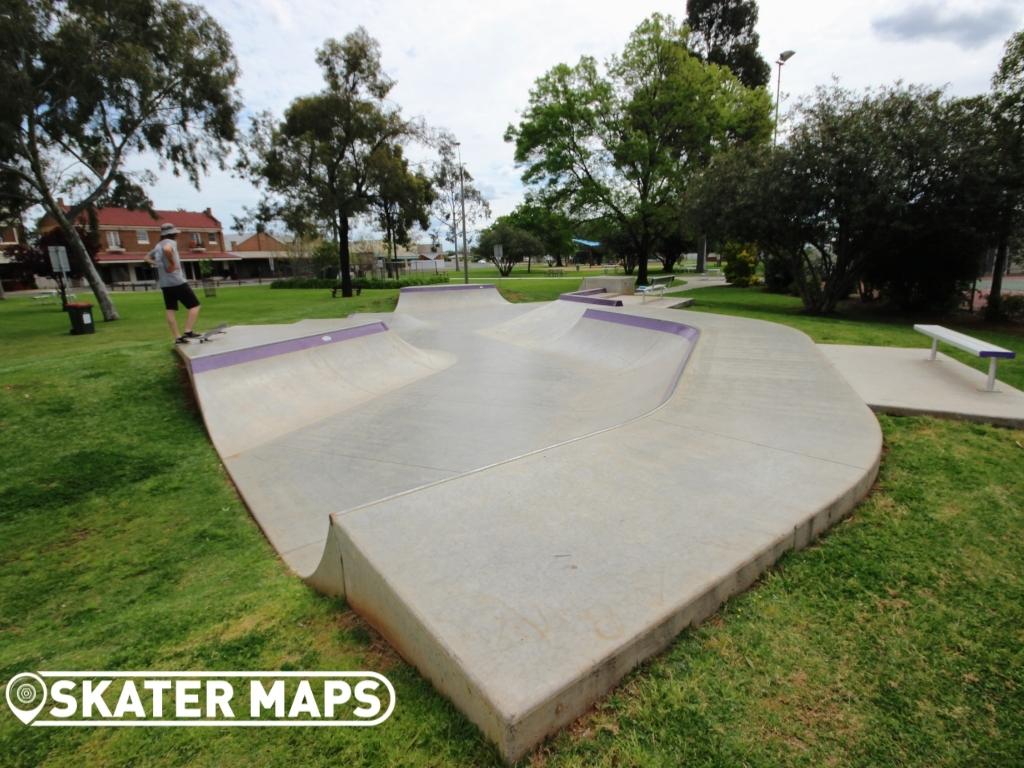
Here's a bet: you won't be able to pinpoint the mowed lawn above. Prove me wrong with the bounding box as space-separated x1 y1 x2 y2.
1 285 1022 767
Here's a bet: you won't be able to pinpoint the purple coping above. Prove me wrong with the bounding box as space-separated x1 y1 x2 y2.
189 322 389 374
980 350 1016 359
582 308 699 340
400 283 497 293
559 291 624 307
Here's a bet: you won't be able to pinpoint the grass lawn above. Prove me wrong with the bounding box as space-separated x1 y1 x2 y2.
1 286 1022 767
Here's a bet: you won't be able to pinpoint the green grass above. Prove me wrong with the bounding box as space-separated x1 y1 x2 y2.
1 286 1022 767
685 286 1024 390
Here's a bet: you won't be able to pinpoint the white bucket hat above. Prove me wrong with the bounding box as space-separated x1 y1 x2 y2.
159 222 180 237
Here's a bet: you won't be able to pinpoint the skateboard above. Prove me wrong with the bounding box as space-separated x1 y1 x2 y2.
197 323 228 343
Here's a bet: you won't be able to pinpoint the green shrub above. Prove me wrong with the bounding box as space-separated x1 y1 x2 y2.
270 275 449 290
722 242 759 288
999 294 1024 322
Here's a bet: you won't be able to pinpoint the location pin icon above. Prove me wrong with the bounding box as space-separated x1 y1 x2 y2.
5 673 48 725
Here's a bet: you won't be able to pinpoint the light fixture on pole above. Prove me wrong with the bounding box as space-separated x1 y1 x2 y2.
453 141 470 285
773 50 795 147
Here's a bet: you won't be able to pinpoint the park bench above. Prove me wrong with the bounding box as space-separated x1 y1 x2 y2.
635 274 675 302
913 324 1016 392
546 268 565 277
33 289 76 304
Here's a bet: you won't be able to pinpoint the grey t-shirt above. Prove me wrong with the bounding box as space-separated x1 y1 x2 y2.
149 238 187 288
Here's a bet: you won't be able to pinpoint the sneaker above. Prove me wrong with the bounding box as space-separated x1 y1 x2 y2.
183 330 201 339
175 336 190 345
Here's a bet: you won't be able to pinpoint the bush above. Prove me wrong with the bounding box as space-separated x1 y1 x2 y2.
999 294 1024 322
270 275 449 290
722 242 758 288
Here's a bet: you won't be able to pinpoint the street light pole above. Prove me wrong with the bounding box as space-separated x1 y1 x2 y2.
456 142 469 285
773 50 796 147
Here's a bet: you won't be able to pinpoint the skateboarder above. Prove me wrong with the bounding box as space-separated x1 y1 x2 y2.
146 222 201 344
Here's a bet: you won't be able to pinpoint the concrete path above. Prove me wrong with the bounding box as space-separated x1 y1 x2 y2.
820 344 1024 428
177 288 880 762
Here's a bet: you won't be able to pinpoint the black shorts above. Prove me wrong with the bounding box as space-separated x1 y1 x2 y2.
162 283 200 311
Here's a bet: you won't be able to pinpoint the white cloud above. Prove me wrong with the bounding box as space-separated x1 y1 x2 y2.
136 0 1022 239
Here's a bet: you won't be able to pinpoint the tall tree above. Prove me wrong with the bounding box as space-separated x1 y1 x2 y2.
686 0 771 88
0 0 240 320
368 144 434 259
506 13 770 286
243 29 419 297
986 28 1024 318
430 131 490 266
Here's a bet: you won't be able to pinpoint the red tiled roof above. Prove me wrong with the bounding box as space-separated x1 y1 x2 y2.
96 251 242 263
86 208 222 229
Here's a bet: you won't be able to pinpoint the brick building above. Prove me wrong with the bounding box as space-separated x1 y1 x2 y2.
42 204 243 284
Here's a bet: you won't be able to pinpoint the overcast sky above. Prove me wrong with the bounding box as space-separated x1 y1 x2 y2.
137 0 1023 239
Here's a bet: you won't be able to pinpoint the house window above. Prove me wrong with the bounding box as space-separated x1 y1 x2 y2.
107 231 122 249
137 230 150 245
191 232 203 247
208 231 218 245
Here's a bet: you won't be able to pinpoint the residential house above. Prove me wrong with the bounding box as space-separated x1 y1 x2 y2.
225 231 293 277
41 203 248 284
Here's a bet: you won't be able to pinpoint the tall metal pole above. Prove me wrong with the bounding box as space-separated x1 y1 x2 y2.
773 50 795 147
458 143 469 285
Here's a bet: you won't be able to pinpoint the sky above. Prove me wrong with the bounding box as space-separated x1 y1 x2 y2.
136 0 1024 239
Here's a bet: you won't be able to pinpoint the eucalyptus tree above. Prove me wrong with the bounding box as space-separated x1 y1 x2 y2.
686 0 771 88
368 144 434 260
429 131 490 266
0 0 240 320
243 29 422 297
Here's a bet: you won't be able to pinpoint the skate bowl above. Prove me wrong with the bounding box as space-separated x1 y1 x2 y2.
177 284 882 762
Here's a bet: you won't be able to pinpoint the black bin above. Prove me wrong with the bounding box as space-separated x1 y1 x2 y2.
66 302 95 335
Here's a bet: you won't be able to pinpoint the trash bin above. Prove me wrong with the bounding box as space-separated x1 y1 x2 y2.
202 278 217 298
66 302 95 335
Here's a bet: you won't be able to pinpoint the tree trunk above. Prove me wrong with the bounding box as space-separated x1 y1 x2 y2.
637 241 650 285
696 236 707 273
338 217 353 298
0 277 5 300
52 206 119 320
986 232 1009 318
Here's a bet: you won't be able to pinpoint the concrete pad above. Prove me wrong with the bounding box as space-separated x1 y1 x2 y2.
820 344 1024 429
178 291 881 763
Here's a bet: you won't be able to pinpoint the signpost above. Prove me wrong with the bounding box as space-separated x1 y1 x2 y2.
47 246 72 308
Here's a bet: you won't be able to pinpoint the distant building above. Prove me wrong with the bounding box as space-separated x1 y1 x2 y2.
40 202 245 283
225 231 294 276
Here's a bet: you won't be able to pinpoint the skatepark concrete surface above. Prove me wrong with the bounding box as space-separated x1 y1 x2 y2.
820 344 1024 428
177 284 882 762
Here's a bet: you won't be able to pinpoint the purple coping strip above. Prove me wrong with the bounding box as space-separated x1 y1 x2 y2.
400 284 497 293
582 308 699 340
190 322 389 374
559 293 624 307
981 350 1016 359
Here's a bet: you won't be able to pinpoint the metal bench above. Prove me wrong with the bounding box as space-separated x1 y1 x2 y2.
635 275 675 302
913 324 1016 392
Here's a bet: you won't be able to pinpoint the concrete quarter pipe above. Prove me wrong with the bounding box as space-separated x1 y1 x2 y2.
178 284 882 762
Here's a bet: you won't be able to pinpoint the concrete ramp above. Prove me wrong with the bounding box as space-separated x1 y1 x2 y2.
179 321 454 573
178 300 882 763
396 282 509 313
